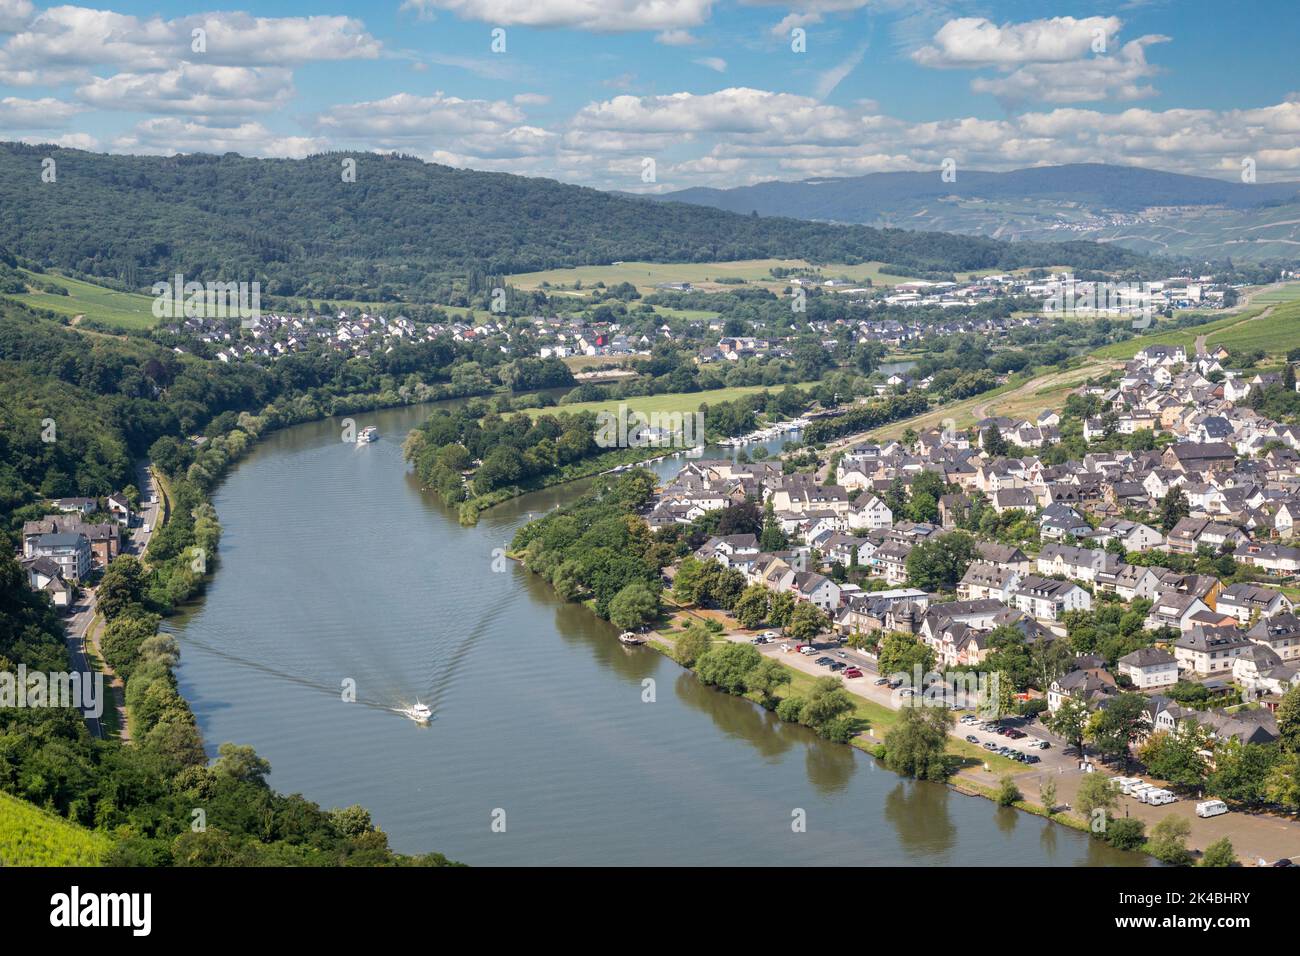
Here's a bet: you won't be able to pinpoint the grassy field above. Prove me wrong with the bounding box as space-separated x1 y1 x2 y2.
1203 297 1300 356
522 381 819 420
1243 281 1300 306
5 270 159 329
651 305 722 322
506 258 923 295
0 792 110 866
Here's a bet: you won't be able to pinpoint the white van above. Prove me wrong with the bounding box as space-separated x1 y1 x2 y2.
1196 799 1229 818
1129 783 1155 801
1146 790 1177 806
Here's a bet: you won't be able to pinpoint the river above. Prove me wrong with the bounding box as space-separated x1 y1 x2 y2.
165 400 1147 866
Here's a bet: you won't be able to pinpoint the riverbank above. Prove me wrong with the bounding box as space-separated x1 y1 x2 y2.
645 605 1300 865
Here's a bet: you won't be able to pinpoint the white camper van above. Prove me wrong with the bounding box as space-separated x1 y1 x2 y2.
1196 799 1229 818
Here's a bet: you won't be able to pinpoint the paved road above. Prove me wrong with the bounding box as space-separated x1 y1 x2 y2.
62 592 103 739
128 463 162 556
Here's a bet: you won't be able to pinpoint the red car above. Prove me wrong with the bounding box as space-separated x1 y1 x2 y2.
843 668 863 678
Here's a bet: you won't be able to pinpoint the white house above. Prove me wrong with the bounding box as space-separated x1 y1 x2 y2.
1117 647 1178 690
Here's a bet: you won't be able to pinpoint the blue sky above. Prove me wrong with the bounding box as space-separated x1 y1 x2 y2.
1 0 1297 190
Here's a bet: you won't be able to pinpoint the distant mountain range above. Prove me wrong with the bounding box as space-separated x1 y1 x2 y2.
654 164 1300 262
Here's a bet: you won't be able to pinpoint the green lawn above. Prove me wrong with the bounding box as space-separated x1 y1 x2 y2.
5 270 159 329
0 792 111 866
769 659 1025 773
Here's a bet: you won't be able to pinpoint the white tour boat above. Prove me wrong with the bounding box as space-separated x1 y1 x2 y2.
396 700 433 723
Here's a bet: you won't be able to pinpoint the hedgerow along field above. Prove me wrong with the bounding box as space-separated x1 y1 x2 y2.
0 792 111 866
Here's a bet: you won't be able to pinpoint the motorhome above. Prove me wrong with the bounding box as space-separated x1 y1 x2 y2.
1196 799 1229 818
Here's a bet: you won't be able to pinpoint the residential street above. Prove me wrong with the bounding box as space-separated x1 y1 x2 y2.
59 463 162 741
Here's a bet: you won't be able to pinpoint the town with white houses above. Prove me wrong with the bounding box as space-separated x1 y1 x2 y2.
155 269 1262 370
649 337 1300 773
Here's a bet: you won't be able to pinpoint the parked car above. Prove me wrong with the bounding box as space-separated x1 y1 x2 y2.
983 741 999 751
763 631 777 640
1023 754 1040 764
799 645 817 656
843 668 863 679
875 677 890 686
829 662 846 672
965 735 979 743
752 636 768 645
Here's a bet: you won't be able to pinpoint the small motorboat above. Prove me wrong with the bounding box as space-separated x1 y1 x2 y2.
357 425 379 443
618 631 646 646
396 700 433 723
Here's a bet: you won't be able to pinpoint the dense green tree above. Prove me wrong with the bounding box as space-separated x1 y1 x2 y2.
905 531 976 591
877 631 934 680
785 602 829 643
1159 487 1190 533
695 642 762 694
732 584 770 630
609 580 660 630
748 657 792 707
1201 837 1236 867
672 623 713 667
1148 816 1193 865
883 705 953 780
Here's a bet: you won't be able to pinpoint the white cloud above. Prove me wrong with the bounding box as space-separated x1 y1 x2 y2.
112 118 325 158
400 0 714 31
0 7 380 81
0 0 34 33
513 93 551 105
77 64 294 115
184 13 381 65
912 16 1121 68
21 131 98 150
694 57 726 72
555 88 1300 189
971 34 1168 103
656 29 697 46
0 94 81 127
310 91 557 162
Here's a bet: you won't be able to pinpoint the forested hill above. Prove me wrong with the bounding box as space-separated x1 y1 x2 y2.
0 143 1149 302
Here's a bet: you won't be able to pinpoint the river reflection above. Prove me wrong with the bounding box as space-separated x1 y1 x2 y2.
165 400 1152 866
